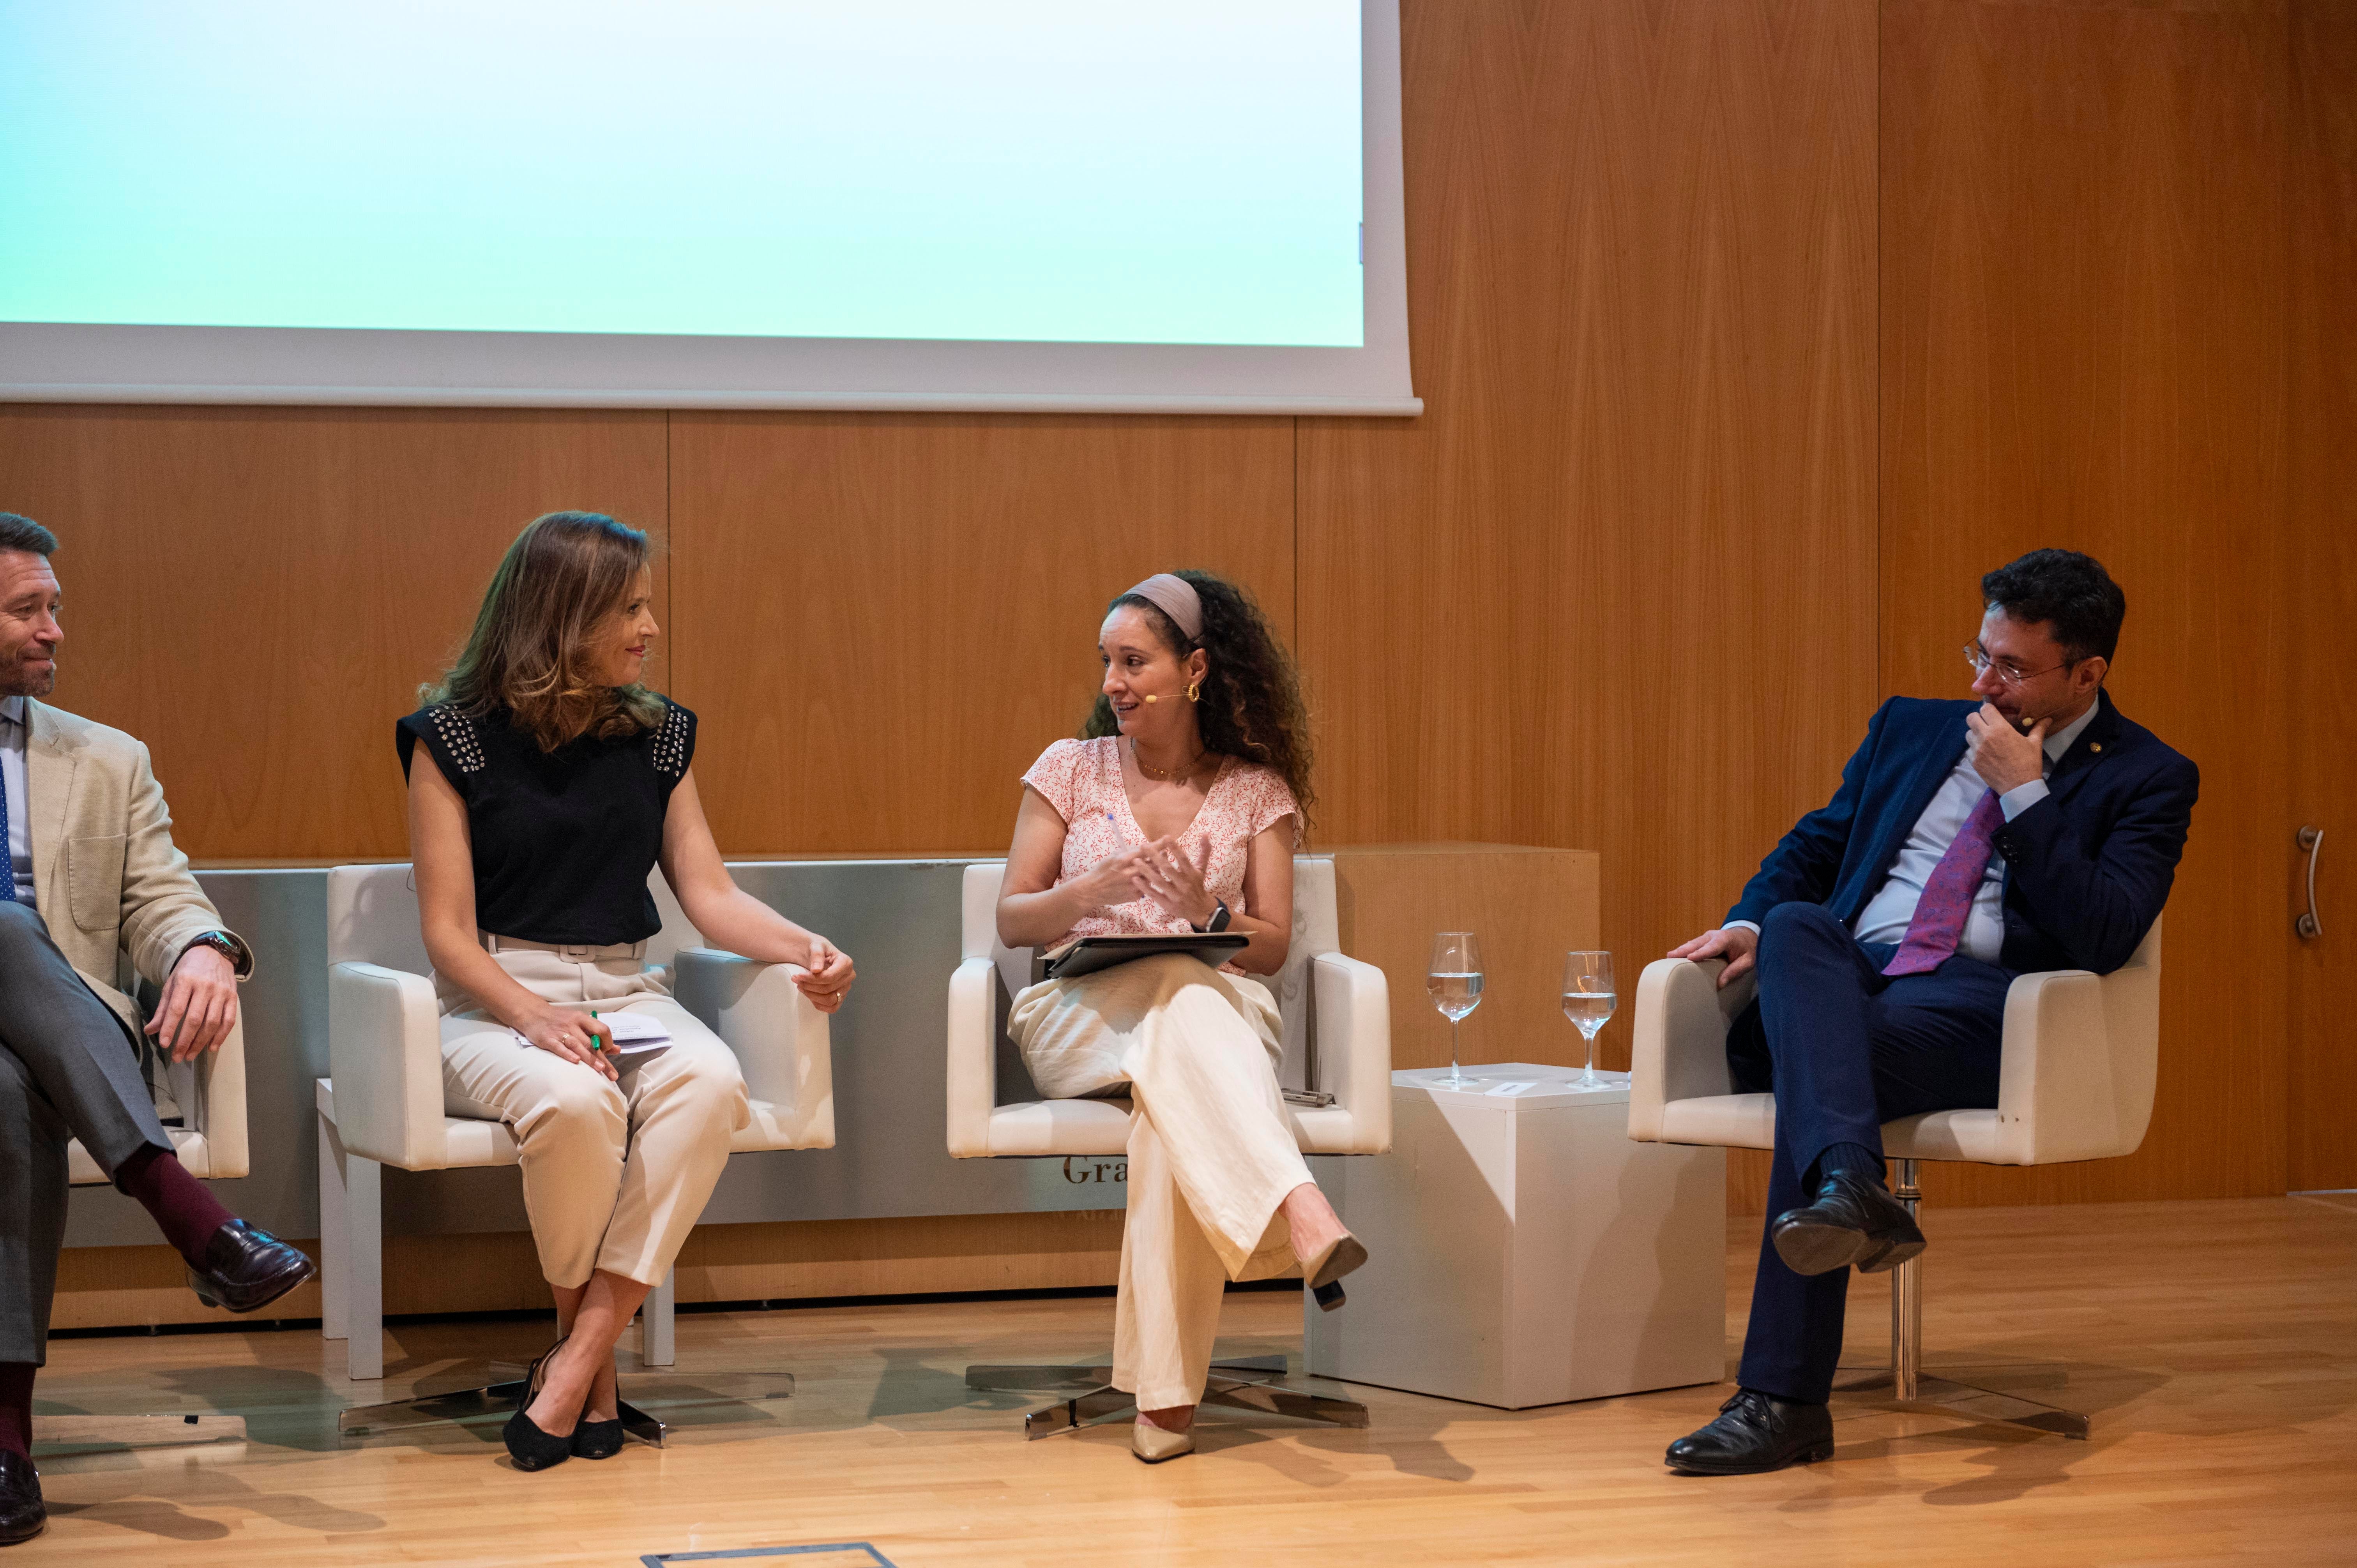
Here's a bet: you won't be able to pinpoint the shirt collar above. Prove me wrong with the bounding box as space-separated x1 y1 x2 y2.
2043 699 2100 763
0 697 23 731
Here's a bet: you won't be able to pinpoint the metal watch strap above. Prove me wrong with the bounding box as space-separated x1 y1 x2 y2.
186 930 247 974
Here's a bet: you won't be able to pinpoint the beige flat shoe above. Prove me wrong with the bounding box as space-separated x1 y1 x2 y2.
1132 1421 1196 1464
1302 1232 1369 1312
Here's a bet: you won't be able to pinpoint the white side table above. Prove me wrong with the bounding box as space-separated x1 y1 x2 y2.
1305 1062 1726 1409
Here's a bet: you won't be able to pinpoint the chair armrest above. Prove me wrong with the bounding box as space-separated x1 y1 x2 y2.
1310 952 1390 1153
167 1015 250 1179
1628 958 1746 1142
1994 961 2158 1165
947 956 999 1157
673 948 835 1149
327 961 448 1170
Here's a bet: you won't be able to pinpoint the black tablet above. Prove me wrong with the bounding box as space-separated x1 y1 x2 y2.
1034 932 1251 983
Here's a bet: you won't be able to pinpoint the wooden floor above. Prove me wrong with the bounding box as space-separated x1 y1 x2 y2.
25 1195 2357 1566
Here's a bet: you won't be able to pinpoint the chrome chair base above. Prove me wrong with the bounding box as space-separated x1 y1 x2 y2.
34 1414 248 1457
1835 1369 2089 1440
1835 1158 2089 1442
338 1372 797 1447
965 1354 1371 1440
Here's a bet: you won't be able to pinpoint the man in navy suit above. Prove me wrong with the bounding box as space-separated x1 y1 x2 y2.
1663 549 2197 1475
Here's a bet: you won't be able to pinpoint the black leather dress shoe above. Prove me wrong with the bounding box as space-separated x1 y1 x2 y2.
186 1220 317 1314
0 1451 44 1545
1770 1169 1926 1277
1665 1389 1835 1475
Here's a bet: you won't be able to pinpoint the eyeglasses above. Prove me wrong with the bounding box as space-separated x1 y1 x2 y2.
1963 643 2072 686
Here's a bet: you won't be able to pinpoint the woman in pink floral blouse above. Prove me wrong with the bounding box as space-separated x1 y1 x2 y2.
996 570 1368 1464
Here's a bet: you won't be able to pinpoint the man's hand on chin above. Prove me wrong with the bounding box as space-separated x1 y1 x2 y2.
1966 701 2047 794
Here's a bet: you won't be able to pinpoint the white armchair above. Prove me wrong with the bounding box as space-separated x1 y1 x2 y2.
66 1010 249 1185
316 863 832 1433
947 855 1390 1437
1627 916 2164 1437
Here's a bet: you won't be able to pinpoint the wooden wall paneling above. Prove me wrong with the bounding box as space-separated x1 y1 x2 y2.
1330 843 1600 1074
1878 0 2292 1204
665 413 1295 855
2288 0 2357 1192
0 406 671 859
1299 0 1879 1211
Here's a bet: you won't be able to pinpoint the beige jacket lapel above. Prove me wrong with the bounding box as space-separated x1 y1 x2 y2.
22 698 80 912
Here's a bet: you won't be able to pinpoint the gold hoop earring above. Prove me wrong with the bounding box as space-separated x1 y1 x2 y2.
1186 680 1201 703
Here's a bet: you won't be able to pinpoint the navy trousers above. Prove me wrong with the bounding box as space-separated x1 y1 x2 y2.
1727 901 2012 1402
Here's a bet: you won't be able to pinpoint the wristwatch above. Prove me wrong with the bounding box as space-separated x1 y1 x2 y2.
1192 899 1233 934
182 930 252 978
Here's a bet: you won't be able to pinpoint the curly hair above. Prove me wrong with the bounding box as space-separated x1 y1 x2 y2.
1082 569 1316 830
423 511 667 752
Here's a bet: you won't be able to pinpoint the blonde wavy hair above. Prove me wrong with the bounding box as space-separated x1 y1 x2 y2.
423 511 665 752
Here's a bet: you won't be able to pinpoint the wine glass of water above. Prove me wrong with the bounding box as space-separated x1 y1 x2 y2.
1561 950 1616 1089
1427 932 1484 1088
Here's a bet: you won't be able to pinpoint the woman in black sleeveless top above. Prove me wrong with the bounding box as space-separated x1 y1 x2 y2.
399 511 855 1471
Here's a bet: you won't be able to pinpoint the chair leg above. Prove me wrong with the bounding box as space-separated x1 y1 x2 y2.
1834 1160 2089 1440
965 1354 1369 1440
641 1268 677 1368
317 1111 348 1343
345 1151 384 1383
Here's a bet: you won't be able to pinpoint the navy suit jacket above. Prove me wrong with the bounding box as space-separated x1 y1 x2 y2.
1727 690 2198 976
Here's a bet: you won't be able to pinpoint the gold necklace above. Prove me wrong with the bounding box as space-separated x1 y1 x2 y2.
1130 738 1208 783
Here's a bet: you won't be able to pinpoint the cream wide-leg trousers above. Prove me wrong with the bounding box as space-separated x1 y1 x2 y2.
436 941 750 1289
1010 952 1314 1410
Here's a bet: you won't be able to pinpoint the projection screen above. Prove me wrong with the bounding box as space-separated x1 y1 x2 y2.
0 2 1417 414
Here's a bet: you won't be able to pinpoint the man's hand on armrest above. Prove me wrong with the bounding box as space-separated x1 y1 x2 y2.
1667 925 1759 990
147 943 240 1063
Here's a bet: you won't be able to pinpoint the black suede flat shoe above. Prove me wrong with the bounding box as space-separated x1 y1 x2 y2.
503 1337 574 1472
1770 1169 1926 1277
571 1418 625 1460
502 1407 572 1471
0 1452 43 1545
1665 1389 1835 1476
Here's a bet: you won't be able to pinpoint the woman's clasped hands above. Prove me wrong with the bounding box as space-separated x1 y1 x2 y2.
1073 838 1216 926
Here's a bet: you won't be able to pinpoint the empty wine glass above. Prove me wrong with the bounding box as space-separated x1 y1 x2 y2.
1427 932 1485 1088
1561 950 1616 1090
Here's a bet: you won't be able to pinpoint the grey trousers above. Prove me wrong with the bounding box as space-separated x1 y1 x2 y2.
0 901 172 1364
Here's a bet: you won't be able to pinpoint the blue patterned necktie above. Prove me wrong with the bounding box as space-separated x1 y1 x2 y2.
1 715 17 903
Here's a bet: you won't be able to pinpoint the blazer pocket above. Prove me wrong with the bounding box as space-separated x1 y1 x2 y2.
68 833 127 934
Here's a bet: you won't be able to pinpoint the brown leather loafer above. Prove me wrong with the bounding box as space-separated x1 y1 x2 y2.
187 1220 317 1314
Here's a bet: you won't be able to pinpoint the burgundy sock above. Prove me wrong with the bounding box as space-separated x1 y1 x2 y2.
0 1363 33 1460
115 1145 236 1267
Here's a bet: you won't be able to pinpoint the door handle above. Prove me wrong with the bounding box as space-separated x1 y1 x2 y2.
2297 826 2323 940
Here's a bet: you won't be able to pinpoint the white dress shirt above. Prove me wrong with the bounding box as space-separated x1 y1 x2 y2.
1732 701 2099 966
0 696 31 905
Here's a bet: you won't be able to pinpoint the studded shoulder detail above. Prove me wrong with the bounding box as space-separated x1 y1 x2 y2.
427 704 488 773
650 702 692 780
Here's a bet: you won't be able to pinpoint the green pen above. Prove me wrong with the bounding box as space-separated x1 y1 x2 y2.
590 1010 615 1053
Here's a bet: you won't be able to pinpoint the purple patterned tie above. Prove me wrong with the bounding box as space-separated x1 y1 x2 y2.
1882 788 2004 976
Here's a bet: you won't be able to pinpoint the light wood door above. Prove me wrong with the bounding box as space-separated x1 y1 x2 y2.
2288 0 2355 1193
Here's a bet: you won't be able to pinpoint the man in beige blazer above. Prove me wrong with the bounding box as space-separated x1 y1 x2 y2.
0 512 312 1545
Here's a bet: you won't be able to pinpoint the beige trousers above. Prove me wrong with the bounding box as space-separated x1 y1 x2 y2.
436 943 750 1289
1011 953 1313 1410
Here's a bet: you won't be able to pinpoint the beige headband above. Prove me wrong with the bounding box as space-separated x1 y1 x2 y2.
1119 572 1203 645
